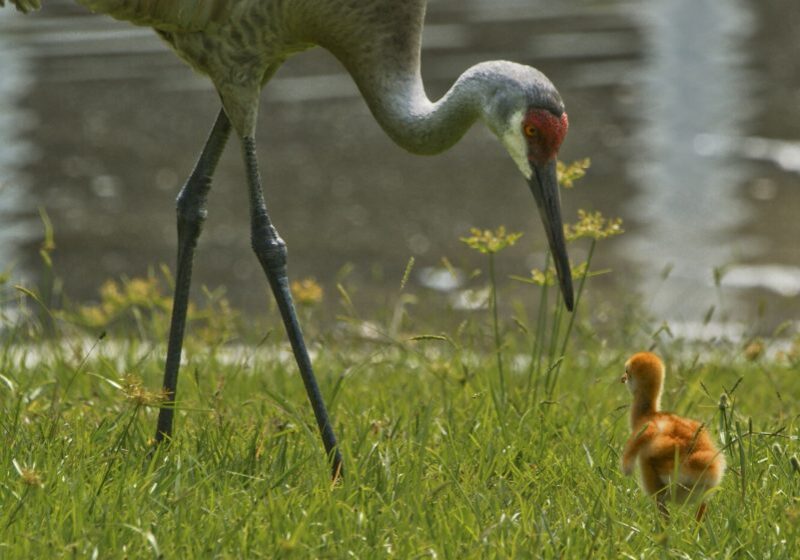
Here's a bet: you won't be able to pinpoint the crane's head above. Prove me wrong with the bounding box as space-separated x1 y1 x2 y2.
482 63 573 310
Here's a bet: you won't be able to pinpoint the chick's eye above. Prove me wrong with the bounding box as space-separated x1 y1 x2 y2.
523 124 537 138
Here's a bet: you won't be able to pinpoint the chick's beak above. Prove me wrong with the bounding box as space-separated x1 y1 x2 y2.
620 373 628 384
528 159 574 311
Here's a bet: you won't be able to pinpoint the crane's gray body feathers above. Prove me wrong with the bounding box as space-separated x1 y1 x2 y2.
3 0 564 152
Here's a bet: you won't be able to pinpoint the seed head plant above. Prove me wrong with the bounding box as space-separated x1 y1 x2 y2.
461 226 525 409
462 159 624 406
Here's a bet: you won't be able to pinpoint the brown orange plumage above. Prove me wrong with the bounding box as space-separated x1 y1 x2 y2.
621 352 725 520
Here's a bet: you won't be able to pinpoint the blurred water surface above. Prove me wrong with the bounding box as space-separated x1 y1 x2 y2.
0 0 798 333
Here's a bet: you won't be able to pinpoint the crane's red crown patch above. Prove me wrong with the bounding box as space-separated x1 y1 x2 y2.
524 109 568 165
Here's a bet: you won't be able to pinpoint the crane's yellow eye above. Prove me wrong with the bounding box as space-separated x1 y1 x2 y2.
524 124 537 137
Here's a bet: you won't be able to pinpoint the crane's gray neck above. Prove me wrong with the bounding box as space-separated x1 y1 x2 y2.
298 1 531 155
350 62 499 156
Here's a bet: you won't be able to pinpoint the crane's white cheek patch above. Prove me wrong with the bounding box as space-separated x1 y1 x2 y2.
501 111 532 180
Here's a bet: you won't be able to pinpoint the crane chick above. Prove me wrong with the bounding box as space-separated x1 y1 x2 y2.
620 352 725 520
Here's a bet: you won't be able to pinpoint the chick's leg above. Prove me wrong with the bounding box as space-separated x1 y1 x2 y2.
640 458 669 519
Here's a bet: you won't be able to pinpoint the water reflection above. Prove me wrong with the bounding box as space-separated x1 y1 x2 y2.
625 0 756 319
0 0 798 334
0 9 36 278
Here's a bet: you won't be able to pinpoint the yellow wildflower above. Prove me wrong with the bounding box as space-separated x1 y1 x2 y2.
121 374 167 407
556 158 591 189
460 226 523 255
529 261 589 286
13 459 43 488
291 278 324 306
563 210 624 242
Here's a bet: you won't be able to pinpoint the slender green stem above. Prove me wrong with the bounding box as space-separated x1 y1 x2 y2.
735 420 747 504
90 403 142 513
547 300 563 364
546 239 597 397
47 333 104 441
527 252 551 403
544 302 563 399
558 239 596 359
3 486 30 529
489 253 505 405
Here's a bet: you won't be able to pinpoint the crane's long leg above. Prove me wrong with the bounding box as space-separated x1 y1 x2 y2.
155 109 231 442
241 135 343 477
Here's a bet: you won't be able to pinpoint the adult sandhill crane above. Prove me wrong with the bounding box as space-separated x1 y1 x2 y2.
3 0 574 476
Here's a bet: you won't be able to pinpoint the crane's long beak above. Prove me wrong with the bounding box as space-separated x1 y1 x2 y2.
528 159 574 311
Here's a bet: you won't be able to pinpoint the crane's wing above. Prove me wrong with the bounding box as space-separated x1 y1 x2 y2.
0 0 41 13
74 0 230 32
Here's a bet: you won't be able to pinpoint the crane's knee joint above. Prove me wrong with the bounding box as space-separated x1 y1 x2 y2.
176 176 212 226
251 224 287 272
176 206 208 230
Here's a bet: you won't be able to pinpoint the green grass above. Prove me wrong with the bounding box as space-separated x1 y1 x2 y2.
2 165 798 558
1 278 799 559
